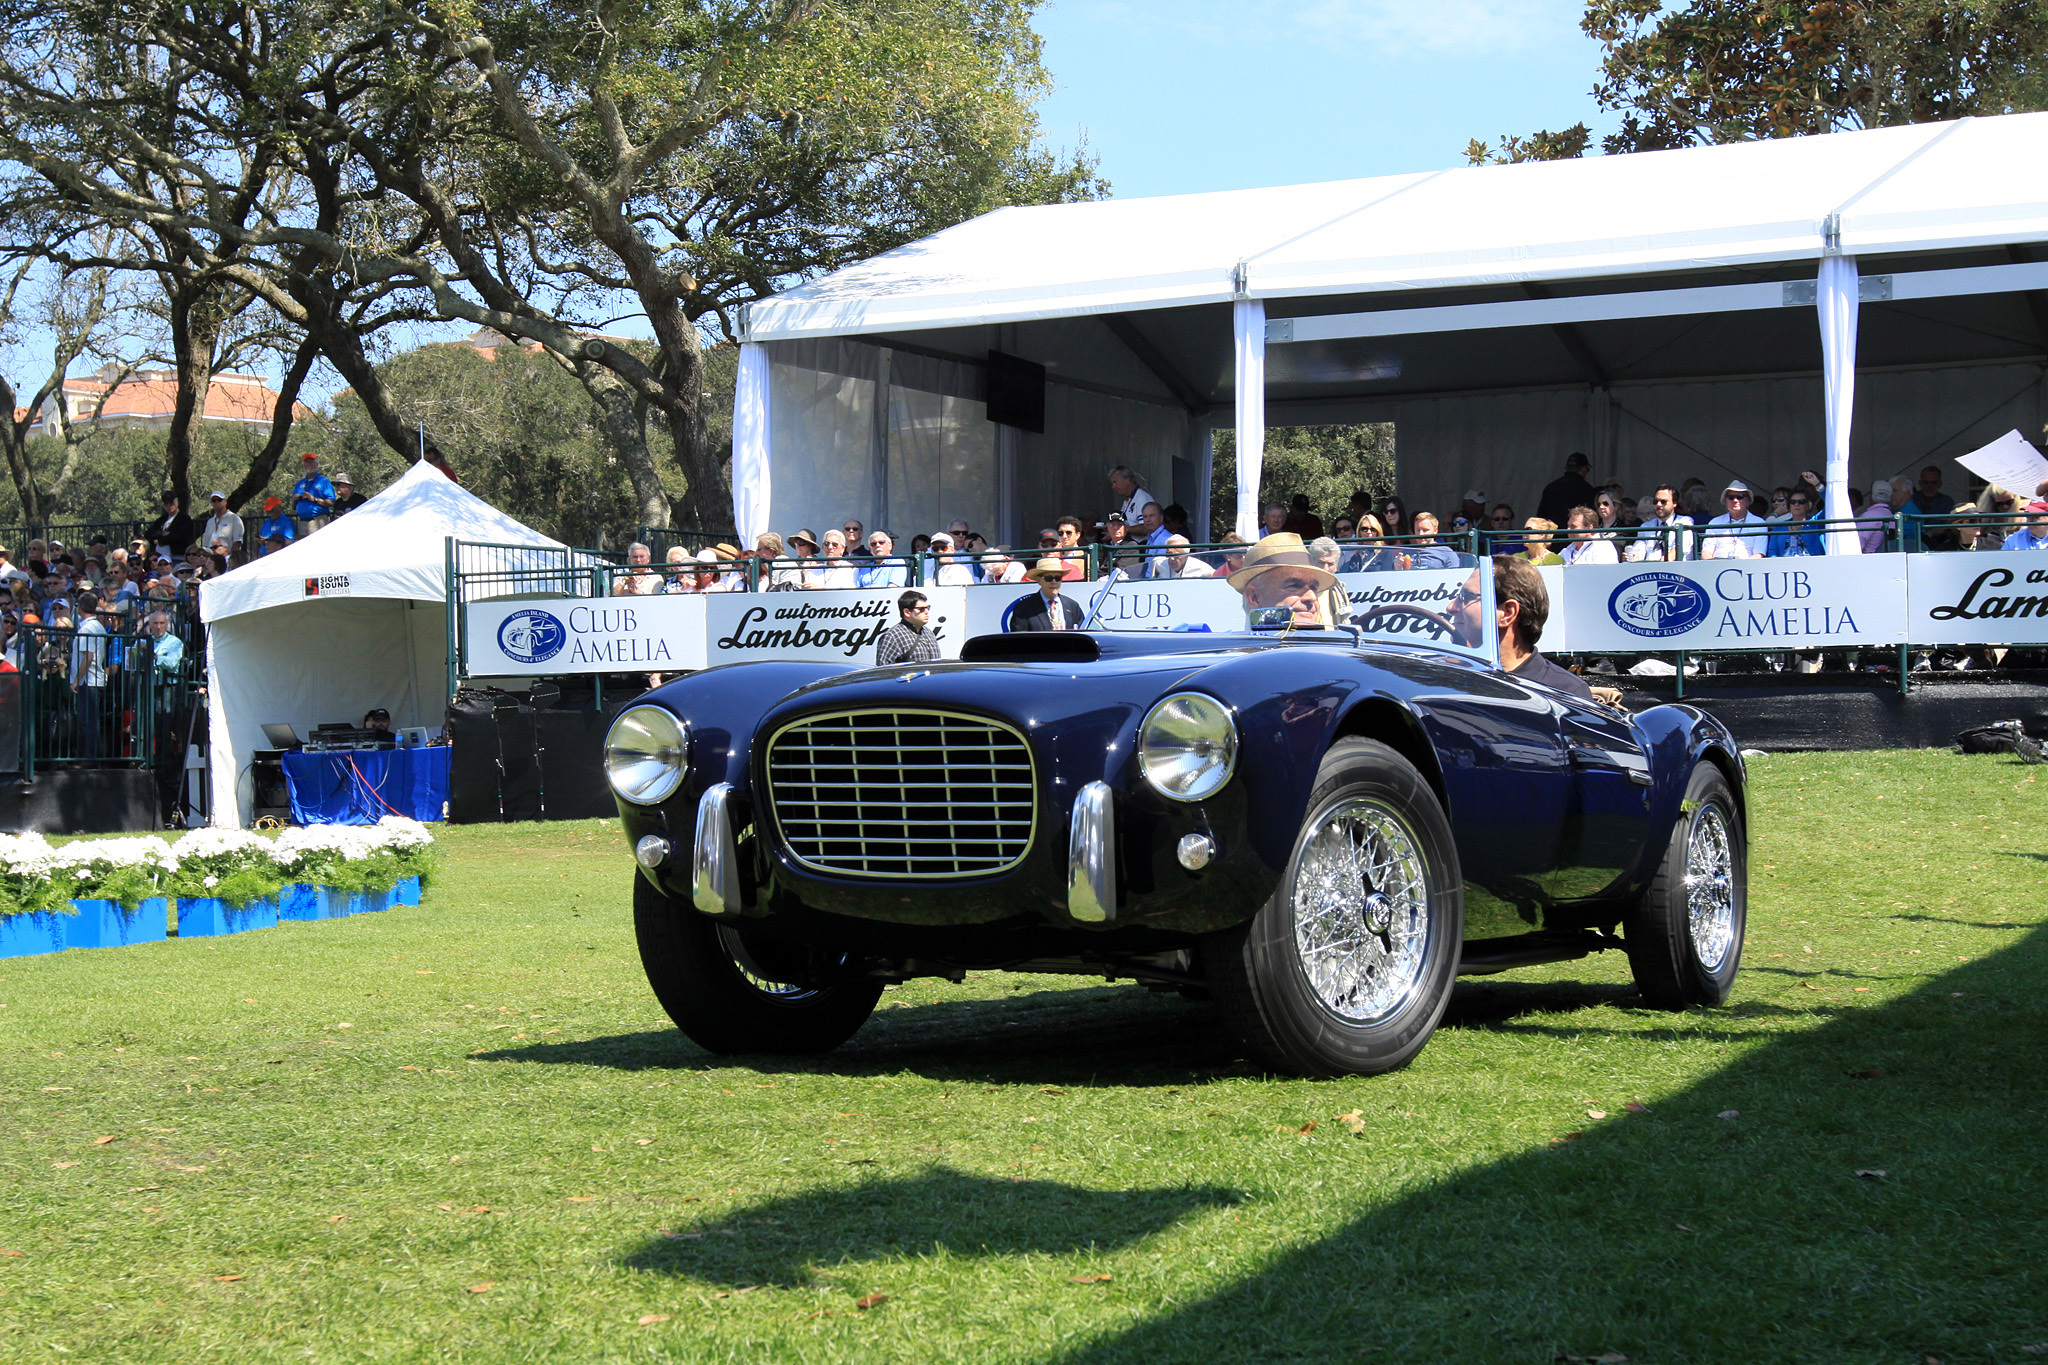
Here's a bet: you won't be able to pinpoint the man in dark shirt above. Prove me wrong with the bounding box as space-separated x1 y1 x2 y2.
1536 452 1599 528
152 490 196 558
874 590 941 665
1448 555 1592 701
330 473 368 516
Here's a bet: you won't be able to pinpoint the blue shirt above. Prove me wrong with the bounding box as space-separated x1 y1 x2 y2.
2001 526 2048 551
856 561 907 589
293 473 335 520
1406 543 1463 570
1768 518 1825 557
259 514 296 544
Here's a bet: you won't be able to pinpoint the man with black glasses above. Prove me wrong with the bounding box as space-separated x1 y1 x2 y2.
843 519 870 559
1448 557 1592 702
1627 485 1695 561
875 590 941 665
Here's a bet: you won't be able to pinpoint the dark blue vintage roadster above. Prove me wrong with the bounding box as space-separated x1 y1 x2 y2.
605 625 1747 1077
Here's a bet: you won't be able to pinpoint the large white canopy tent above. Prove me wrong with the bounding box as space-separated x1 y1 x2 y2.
732 113 2048 555
201 460 565 826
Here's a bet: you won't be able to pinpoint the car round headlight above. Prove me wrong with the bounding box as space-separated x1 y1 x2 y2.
1138 693 1238 802
604 704 688 805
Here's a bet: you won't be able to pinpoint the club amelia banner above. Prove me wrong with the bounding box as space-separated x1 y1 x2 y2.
1559 559 1911 653
465 596 711 676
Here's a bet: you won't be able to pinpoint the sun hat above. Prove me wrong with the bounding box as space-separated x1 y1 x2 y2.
1225 533 1339 595
1024 557 1069 584
2027 500 2048 514
209 490 227 501
300 452 318 462
695 548 722 565
264 495 283 513
1722 479 1752 496
333 473 353 486
788 528 819 551
713 543 741 561
929 532 954 548
1463 488 1487 504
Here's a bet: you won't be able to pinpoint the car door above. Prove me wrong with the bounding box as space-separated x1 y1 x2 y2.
1549 697 1653 900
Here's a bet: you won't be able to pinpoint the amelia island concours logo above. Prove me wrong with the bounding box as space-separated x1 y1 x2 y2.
497 608 567 665
1608 572 1713 638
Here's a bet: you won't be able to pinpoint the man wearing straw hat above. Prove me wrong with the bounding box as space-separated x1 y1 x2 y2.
1226 533 1338 629
1008 557 1084 631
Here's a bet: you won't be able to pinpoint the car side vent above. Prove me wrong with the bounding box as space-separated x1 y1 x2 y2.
958 633 1100 663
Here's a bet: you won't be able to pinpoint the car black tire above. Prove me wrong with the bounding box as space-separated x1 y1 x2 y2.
1207 737 1464 1077
633 875 883 1055
1625 760 1746 1009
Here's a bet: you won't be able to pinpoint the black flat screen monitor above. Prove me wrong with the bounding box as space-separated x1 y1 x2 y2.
986 350 1046 433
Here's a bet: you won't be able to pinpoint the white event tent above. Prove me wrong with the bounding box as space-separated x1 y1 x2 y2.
201 460 565 826
732 113 2048 556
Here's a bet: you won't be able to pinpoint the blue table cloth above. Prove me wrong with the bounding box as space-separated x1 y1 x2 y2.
283 747 451 825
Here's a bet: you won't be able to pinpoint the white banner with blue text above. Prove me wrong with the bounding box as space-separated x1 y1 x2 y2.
1558 559 1909 653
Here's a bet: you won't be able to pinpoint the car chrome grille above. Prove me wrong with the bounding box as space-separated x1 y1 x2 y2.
764 709 1036 878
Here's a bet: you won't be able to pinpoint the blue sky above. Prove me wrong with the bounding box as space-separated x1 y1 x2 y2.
1033 0 1618 197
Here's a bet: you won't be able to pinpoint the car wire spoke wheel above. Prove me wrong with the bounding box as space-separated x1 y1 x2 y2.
715 925 821 1002
1683 804 1736 973
1625 761 1746 1010
1208 737 1462 1078
1291 798 1431 1024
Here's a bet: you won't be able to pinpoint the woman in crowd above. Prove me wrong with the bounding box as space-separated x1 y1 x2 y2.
1520 518 1564 565
1560 507 1619 564
1593 490 1632 551
1378 495 1409 543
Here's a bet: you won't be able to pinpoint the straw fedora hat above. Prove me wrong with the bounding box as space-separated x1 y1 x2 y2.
1226 532 1339 594
787 528 820 551
1024 556 1070 584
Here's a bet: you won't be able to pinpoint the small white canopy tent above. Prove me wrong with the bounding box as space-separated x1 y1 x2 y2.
733 113 2048 556
201 460 565 826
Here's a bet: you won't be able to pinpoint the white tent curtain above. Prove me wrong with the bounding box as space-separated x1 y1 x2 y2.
733 342 772 544
1817 255 1862 555
1233 298 1266 539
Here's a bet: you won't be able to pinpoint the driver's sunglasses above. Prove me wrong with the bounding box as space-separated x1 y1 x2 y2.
1448 585 1481 608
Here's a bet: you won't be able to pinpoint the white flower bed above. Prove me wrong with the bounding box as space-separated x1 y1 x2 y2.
0 818 436 918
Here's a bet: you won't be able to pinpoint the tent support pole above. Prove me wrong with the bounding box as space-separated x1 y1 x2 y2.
444 536 460 704
1817 251 1862 556
1232 295 1266 540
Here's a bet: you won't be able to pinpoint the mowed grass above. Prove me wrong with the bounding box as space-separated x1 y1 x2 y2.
1 751 2044 1364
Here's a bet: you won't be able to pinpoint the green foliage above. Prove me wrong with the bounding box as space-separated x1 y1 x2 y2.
1584 0 2048 152
1465 123 1594 165
326 341 676 548
1209 425 1396 540
0 423 342 530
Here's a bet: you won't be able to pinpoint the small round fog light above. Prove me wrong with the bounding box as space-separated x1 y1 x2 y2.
1176 832 1215 870
634 834 672 870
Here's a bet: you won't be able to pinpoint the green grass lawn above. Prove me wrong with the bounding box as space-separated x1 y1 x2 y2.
2 750 2044 1363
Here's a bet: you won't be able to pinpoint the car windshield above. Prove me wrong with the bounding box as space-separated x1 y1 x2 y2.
1083 549 1497 664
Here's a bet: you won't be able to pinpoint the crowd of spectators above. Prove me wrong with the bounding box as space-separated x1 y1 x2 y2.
0 450 390 775
1438 452 2048 565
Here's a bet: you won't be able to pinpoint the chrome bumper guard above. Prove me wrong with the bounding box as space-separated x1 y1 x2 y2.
1067 780 1116 924
691 782 742 916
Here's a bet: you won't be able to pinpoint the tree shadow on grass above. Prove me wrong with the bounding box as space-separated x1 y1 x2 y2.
479 972 1641 1085
1036 923 2048 1365
619 1167 1242 1289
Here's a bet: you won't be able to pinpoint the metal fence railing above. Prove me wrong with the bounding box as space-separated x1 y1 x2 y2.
3 622 201 780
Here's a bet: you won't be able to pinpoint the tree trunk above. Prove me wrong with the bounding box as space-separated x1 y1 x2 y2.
298 288 419 461
0 379 43 525
574 352 671 530
225 335 320 513
163 285 217 513
648 309 722 532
